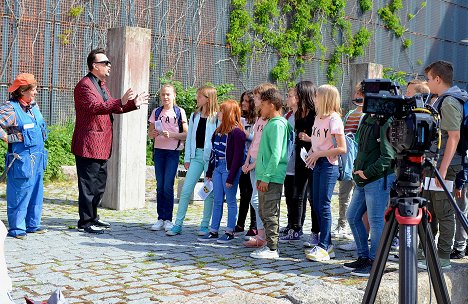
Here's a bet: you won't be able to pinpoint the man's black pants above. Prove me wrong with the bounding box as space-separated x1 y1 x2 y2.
75 155 108 228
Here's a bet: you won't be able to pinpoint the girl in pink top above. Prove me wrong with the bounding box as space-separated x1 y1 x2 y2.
148 84 188 232
304 84 346 262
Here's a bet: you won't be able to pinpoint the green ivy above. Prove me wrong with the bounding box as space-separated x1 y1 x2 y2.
359 0 373 13
383 67 410 86
227 0 373 85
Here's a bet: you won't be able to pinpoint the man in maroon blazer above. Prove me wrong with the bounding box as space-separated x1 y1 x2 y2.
72 48 148 234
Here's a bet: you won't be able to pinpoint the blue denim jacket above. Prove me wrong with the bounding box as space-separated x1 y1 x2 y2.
184 112 218 163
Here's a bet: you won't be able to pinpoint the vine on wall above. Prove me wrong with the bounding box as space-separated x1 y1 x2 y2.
227 0 426 86
378 0 426 49
227 0 372 86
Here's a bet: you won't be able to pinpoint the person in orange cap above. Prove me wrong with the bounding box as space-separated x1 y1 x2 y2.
0 73 48 239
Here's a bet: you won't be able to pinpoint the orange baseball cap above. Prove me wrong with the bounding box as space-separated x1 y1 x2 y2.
8 73 37 93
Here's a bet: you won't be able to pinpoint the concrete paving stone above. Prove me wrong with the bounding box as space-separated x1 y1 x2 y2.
127 298 156 304
153 295 187 302
123 288 150 295
300 271 326 278
183 291 213 298
157 276 184 284
125 292 155 300
210 280 239 287
82 291 122 301
169 265 197 271
98 297 127 304
260 272 289 281
323 267 351 276
176 279 206 287
204 275 227 282
183 284 211 292
224 270 255 278
234 277 261 285
180 273 202 280
210 286 240 295
92 285 121 293
283 276 308 284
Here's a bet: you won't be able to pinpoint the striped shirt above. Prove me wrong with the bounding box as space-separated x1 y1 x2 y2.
344 109 364 135
212 133 228 158
0 100 35 142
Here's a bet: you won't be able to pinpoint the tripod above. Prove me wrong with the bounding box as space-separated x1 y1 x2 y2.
362 156 468 304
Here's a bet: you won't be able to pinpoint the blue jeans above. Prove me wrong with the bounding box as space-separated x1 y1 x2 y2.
174 149 213 228
153 148 180 221
312 157 339 249
210 159 241 233
346 173 395 260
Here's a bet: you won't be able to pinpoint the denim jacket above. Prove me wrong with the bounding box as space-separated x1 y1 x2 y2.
184 112 218 163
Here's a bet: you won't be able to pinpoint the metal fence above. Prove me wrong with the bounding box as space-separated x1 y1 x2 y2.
1 0 467 124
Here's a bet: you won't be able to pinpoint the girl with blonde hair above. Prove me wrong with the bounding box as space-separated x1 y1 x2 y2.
166 85 219 236
305 84 346 261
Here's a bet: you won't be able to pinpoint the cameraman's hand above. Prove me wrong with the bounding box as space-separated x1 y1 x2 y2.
354 170 367 180
435 168 447 188
455 188 462 199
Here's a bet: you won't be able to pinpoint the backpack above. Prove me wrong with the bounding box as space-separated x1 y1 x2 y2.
333 133 358 181
154 105 184 150
436 94 468 156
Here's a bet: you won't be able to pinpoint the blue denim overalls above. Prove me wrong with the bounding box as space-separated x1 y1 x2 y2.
6 101 48 237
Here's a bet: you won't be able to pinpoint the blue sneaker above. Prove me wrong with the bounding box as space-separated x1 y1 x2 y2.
166 225 182 236
217 233 235 244
197 226 209 236
197 232 218 242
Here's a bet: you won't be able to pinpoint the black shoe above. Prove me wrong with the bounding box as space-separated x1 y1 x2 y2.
234 225 244 233
450 248 466 259
83 225 105 234
351 260 373 277
8 233 27 240
94 219 111 228
343 257 370 271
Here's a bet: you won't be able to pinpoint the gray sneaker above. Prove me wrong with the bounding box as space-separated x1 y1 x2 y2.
303 232 319 248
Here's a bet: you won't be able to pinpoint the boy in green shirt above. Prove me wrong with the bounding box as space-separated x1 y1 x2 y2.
250 87 293 259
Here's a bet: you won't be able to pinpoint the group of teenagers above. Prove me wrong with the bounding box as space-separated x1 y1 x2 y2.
148 60 468 277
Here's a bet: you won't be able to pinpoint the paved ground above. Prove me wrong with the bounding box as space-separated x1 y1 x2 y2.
0 179 466 303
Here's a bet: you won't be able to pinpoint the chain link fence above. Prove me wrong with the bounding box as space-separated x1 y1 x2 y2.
1 0 467 125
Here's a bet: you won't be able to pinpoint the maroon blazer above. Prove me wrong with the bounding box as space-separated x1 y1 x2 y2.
71 75 137 160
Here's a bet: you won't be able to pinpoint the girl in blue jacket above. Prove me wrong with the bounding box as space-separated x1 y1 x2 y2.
166 86 219 236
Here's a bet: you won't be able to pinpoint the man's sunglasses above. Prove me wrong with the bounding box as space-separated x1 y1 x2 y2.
94 60 112 66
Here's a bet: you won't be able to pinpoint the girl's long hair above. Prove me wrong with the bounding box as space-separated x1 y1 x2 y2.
295 81 316 120
216 99 244 135
196 85 218 119
315 84 342 117
240 90 256 125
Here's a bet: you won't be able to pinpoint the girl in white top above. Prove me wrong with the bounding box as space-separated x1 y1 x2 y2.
305 84 346 262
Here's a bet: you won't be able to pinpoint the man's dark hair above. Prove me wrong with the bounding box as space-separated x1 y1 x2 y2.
87 48 106 71
424 60 453 85
260 88 283 111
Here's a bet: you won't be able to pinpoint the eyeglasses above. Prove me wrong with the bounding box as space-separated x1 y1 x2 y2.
94 60 112 66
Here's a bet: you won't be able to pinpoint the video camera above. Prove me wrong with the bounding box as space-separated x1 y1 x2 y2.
361 79 438 154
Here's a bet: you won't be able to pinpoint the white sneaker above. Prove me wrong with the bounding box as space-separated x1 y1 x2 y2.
303 232 319 248
250 246 279 259
164 220 173 231
305 244 336 259
305 245 331 261
151 219 164 231
337 241 357 251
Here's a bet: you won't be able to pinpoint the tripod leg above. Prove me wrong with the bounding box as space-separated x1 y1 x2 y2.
417 210 450 304
399 223 418 303
362 209 398 304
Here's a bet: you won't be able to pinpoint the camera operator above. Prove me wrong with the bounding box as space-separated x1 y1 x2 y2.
420 60 468 268
343 112 396 277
